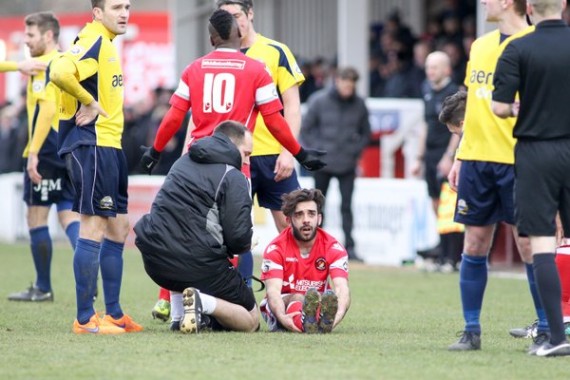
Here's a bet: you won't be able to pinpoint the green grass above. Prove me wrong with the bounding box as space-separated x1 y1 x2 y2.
0 242 568 380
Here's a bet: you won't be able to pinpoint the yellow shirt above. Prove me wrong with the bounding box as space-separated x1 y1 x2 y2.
57 21 124 152
23 50 60 158
457 27 534 164
243 34 304 156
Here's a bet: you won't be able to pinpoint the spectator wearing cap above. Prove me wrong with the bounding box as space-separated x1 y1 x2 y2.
300 67 371 261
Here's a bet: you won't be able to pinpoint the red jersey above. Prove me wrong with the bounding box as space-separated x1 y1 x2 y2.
170 48 283 139
260 227 349 294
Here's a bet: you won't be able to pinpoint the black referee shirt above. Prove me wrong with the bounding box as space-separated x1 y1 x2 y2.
493 19 570 140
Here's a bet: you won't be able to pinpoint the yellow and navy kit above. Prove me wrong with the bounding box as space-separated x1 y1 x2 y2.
23 49 62 167
242 34 304 156
457 26 534 164
57 21 124 154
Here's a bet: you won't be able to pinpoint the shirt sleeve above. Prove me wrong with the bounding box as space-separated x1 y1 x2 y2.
327 242 349 279
260 243 285 281
493 43 520 104
255 68 283 116
170 74 192 111
275 44 305 93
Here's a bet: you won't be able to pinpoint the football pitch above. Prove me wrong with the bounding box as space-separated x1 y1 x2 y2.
0 242 568 380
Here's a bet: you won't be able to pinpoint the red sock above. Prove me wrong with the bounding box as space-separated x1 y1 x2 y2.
555 245 570 317
158 287 171 302
286 301 303 331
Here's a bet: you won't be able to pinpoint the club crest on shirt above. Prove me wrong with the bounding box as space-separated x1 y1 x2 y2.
315 257 327 271
32 80 44 93
70 46 83 55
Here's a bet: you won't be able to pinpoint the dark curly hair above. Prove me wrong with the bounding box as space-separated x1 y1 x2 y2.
281 189 325 217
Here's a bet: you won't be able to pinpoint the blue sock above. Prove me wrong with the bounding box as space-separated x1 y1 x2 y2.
459 254 488 334
100 238 124 319
74 238 100 324
30 226 52 293
65 221 80 250
237 251 254 287
526 263 548 332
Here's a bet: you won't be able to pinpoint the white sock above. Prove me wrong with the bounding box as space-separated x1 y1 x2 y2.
196 289 217 315
170 291 184 322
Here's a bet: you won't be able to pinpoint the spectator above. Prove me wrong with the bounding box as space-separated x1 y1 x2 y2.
411 51 461 272
300 57 328 103
300 67 370 261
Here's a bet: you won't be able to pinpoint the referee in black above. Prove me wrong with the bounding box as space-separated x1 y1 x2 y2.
492 0 570 357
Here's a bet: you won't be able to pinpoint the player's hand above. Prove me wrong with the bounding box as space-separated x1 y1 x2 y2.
17 59 47 76
294 147 326 171
274 151 295 182
75 101 108 126
280 313 302 333
511 101 520 118
447 159 462 192
140 145 161 174
437 154 453 178
26 153 42 185
410 158 422 177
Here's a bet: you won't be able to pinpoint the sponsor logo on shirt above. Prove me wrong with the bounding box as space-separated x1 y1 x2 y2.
201 59 245 70
294 279 325 292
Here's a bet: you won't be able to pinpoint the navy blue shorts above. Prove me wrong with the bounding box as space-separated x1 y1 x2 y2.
454 160 515 226
64 146 128 217
250 155 300 210
23 161 75 207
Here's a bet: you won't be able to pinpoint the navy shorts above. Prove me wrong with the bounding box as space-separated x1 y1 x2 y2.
23 161 75 207
515 139 570 236
64 146 128 217
250 155 300 210
454 160 515 226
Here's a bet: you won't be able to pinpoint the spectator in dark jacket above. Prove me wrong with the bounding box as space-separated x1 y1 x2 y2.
134 121 259 333
300 67 371 261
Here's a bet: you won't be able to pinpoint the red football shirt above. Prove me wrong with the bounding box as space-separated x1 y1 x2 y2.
170 48 283 139
260 227 349 294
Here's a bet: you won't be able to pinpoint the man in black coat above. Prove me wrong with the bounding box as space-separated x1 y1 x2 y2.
300 67 371 261
134 120 258 333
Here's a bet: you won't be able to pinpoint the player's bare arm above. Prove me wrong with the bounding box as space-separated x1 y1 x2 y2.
331 276 351 329
265 278 302 333
18 59 47 75
491 100 515 119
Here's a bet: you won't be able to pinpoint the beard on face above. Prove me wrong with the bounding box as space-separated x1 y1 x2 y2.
292 223 317 242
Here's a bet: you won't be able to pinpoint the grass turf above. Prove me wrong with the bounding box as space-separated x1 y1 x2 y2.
0 242 568 379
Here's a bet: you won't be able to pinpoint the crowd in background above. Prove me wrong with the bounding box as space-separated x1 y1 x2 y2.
0 3 525 176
